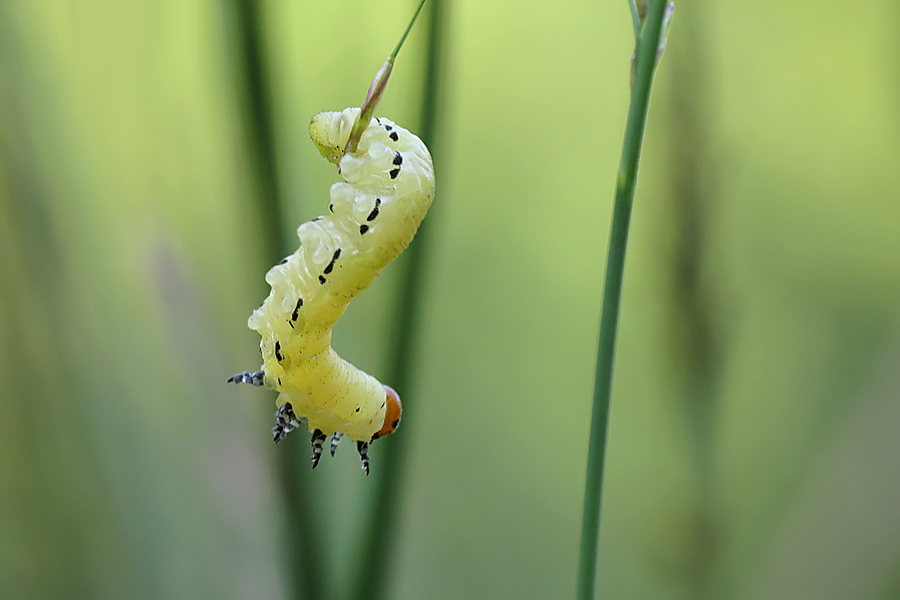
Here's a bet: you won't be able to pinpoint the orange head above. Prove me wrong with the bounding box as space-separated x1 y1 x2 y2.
371 385 402 442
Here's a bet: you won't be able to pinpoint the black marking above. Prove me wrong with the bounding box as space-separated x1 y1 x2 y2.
277 258 288 265
367 199 381 221
274 341 283 362
384 124 393 131
329 203 334 213
292 297 303 321
355 407 360 412
359 224 369 235
330 433 342 457
389 131 399 141
318 275 326 284
323 249 341 274
371 433 380 441
389 168 400 179
392 419 400 429
312 216 322 222
393 152 403 165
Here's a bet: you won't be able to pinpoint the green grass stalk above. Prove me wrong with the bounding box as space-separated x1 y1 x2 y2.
350 1 446 599
665 1 720 596
627 0 642 38
576 2 669 599
227 1 326 598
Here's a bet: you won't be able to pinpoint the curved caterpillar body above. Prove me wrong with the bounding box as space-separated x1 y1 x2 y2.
229 107 434 474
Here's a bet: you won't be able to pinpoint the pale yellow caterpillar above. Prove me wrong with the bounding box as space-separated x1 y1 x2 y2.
229 107 434 474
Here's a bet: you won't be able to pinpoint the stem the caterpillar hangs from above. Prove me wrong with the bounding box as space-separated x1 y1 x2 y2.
229 107 435 474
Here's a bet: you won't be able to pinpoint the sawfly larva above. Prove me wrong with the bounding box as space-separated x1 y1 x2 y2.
229 108 434 474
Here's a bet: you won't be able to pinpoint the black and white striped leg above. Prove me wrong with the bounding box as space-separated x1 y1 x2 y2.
356 441 370 476
272 403 304 444
330 433 343 456
227 368 266 387
310 429 327 469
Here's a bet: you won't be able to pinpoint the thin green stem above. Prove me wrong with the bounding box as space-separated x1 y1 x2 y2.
665 2 719 596
350 1 446 599
390 0 428 60
226 1 326 598
627 0 642 39
345 0 428 156
229 0 288 255
576 2 668 600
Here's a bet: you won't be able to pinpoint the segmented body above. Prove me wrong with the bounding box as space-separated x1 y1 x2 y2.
242 107 434 445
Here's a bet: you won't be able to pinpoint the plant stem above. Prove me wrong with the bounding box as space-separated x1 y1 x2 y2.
665 1 719 596
227 1 326 598
345 0 428 156
350 1 446 599
576 2 668 599
627 0 642 39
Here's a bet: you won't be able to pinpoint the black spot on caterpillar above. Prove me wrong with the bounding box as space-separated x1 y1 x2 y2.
323 249 341 274
231 108 434 455
367 199 381 222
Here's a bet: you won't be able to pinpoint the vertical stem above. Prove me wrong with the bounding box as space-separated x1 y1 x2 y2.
576 2 668 599
627 0 642 38
229 0 289 256
226 1 326 598
351 1 447 599
665 0 719 596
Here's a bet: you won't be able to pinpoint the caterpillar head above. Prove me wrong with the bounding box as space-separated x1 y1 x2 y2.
309 108 362 164
371 384 402 442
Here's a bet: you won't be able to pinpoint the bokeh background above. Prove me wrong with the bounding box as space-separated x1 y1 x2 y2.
2 1 900 599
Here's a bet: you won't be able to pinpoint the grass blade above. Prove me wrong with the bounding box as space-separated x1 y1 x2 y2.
350 1 447 599
576 2 670 599
226 1 326 598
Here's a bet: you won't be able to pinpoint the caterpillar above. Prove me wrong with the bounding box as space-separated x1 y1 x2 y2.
228 107 435 474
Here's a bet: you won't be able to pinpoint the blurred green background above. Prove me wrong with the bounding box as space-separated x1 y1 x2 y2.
2 1 900 599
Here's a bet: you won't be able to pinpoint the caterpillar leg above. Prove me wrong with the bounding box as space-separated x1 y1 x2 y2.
272 403 304 444
310 429 327 469
356 441 370 476
330 433 343 456
227 368 266 387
